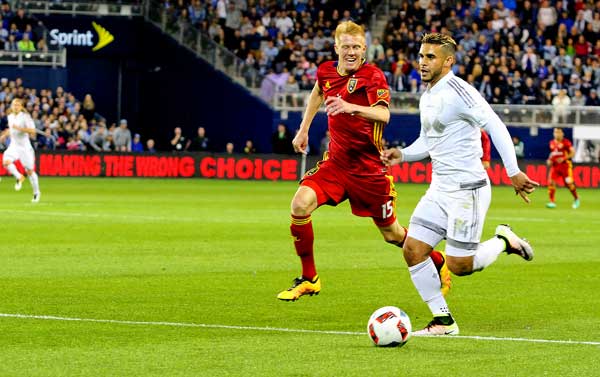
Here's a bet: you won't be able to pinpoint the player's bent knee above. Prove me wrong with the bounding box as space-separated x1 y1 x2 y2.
290 195 316 216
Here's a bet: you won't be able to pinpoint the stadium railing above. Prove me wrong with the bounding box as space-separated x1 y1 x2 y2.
273 91 600 129
17 0 143 17
145 0 276 103
0 49 66 68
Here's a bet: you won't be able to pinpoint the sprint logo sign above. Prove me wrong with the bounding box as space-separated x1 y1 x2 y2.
49 22 114 51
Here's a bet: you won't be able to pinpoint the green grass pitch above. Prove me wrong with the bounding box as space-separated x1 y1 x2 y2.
0 178 598 376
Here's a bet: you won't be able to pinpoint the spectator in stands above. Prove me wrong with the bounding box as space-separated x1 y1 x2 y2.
225 142 234 154
585 89 600 106
571 89 586 106
553 47 573 76
171 126 190 152
89 123 109 152
11 8 30 32
81 94 95 122
17 32 34 51
77 120 90 148
189 126 210 151
146 138 156 153
479 74 493 101
367 37 384 63
66 135 84 151
552 89 571 123
521 77 541 105
513 136 525 159
4 34 17 51
244 139 256 154
283 75 300 107
113 119 132 152
272 123 293 154
132 133 144 152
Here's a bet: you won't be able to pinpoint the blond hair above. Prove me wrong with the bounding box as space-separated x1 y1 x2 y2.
421 33 457 55
7 98 27 115
334 21 365 45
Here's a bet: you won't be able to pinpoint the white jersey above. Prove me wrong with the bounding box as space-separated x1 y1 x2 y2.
7 111 35 148
402 71 519 191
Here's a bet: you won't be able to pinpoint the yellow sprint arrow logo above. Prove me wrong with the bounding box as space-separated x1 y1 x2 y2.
92 22 114 51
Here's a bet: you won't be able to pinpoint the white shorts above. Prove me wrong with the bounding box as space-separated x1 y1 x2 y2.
3 144 35 170
408 180 491 257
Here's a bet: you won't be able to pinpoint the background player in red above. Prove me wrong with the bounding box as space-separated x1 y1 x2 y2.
546 127 580 209
277 21 450 301
481 129 491 169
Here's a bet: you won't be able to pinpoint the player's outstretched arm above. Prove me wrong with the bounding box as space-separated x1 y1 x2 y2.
14 125 36 136
293 82 323 154
510 172 540 204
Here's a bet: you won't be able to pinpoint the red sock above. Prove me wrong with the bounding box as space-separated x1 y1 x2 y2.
548 185 556 202
291 214 316 280
430 250 445 269
399 226 408 248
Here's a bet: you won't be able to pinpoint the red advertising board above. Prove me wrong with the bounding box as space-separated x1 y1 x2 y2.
0 152 598 188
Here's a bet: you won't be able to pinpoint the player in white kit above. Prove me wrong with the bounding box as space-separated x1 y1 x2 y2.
1 98 41 202
381 34 539 335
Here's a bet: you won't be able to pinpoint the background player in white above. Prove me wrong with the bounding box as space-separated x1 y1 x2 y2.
1 98 41 202
381 33 539 335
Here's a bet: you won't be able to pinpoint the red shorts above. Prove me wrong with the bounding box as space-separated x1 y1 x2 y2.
300 160 397 227
549 162 573 183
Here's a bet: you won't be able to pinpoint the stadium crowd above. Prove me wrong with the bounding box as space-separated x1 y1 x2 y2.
164 0 600 106
0 3 49 52
0 77 150 153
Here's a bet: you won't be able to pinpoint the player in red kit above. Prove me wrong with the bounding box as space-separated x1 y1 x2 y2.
277 21 451 301
481 129 491 169
546 127 580 209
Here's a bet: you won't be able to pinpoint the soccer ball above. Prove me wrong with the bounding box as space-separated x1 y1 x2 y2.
367 306 412 347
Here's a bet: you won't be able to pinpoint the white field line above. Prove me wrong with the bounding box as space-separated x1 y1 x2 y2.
2 208 600 225
0 209 196 222
0 312 598 346
0 209 275 224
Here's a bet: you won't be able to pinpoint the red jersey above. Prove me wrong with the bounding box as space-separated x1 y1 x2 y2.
317 60 390 175
549 138 573 166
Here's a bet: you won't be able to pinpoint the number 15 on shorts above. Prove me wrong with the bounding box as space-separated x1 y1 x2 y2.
381 200 393 219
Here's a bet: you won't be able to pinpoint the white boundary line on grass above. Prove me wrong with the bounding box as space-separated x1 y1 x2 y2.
2 209 600 225
1 312 598 346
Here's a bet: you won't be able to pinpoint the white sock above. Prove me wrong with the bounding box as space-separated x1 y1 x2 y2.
409 258 450 316
472 237 506 271
6 163 23 180
28 172 40 195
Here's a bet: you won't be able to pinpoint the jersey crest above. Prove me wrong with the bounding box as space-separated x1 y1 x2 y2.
347 78 358 93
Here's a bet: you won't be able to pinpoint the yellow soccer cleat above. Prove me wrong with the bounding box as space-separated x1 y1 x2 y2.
431 250 451 297
277 275 321 301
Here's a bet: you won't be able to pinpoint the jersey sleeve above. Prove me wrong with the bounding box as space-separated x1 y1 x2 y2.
316 63 329 93
461 88 520 177
564 139 572 149
365 68 390 107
